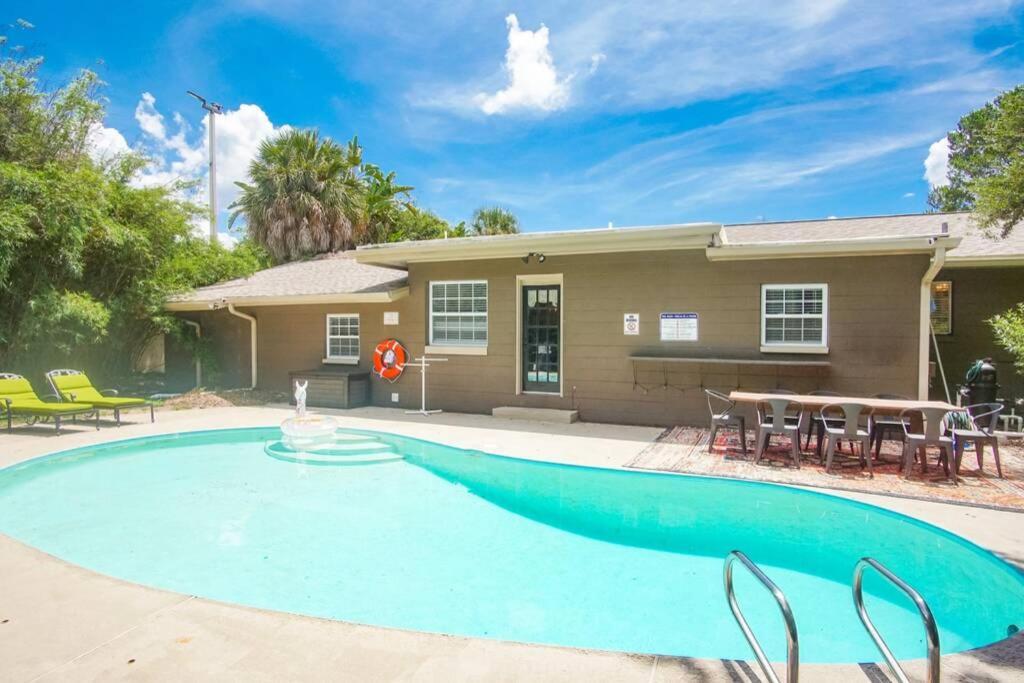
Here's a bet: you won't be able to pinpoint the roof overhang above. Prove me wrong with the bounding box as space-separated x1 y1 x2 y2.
705 235 962 262
354 223 722 267
943 255 1024 268
165 287 410 311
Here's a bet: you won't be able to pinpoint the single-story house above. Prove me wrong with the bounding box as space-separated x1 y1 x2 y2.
164 211 1023 427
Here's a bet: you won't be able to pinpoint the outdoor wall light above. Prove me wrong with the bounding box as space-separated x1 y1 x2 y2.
522 252 547 263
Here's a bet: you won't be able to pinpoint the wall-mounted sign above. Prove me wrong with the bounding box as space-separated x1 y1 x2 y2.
660 312 698 341
623 313 640 335
384 311 399 325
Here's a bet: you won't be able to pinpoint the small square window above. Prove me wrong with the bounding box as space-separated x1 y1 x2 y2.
326 314 359 361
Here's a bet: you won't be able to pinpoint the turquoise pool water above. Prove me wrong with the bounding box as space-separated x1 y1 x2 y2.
0 427 1021 664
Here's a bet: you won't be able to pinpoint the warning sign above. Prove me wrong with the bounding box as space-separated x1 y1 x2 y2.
623 313 640 335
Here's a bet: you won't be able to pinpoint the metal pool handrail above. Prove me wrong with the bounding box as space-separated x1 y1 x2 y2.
724 550 799 683
852 557 940 683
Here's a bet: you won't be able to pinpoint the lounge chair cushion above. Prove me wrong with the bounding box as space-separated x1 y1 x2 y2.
0 377 94 414
50 373 147 409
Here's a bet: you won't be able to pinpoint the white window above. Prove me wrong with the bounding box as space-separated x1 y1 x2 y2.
930 281 952 335
429 280 488 346
761 284 828 353
325 314 359 363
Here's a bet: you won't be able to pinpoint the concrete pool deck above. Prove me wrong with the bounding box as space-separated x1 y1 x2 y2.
2 405 1023 682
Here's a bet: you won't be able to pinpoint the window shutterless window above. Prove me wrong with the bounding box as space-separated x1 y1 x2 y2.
760 284 828 352
930 281 952 335
325 314 359 362
429 281 487 346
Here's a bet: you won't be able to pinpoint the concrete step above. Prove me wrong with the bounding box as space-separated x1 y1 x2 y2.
264 441 402 466
492 407 579 424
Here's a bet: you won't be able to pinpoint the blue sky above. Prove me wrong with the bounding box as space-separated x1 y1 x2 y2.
14 1 1024 239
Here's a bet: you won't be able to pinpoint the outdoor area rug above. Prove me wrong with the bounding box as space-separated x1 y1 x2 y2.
626 426 1024 512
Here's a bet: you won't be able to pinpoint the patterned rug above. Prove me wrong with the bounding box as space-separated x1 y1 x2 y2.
626 426 1024 511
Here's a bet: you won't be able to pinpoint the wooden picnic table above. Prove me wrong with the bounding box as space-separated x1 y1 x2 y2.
728 391 959 415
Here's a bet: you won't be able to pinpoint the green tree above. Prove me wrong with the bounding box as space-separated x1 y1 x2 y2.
390 206 466 242
929 85 1024 236
230 129 364 263
0 25 265 383
470 206 520 235
359 163 414 244
990 304 1024 375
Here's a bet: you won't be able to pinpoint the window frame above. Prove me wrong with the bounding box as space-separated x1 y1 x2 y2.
760 283 829 354
427 280 489 349
930 280 953 336
324 313 360 364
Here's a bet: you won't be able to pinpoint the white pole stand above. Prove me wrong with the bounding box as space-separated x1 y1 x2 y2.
405 356 448 416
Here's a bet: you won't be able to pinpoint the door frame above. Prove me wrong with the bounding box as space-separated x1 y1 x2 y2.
515 273 564 397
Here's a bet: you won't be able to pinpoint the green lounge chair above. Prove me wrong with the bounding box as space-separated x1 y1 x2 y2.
46 369 154 426
0 373 99 434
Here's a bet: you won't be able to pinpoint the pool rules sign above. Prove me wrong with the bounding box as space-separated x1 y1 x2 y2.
623 313 640 335
660 312 698 341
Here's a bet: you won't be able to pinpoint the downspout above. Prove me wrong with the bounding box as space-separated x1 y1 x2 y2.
182 319 202 388
918 241 946 400
226 303 257 390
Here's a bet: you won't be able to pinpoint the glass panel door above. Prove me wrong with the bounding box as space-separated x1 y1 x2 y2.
522 285 561 393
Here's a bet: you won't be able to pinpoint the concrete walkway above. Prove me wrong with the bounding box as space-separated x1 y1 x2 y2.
1 406 1023 682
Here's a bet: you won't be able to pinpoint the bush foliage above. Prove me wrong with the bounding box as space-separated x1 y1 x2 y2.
0 29 267 385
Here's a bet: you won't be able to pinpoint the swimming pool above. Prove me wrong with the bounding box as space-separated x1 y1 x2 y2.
0 427 1021 664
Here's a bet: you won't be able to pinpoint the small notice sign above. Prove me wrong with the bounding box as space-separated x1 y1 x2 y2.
623 313 640 335
383 311 399 325
660 312 698 341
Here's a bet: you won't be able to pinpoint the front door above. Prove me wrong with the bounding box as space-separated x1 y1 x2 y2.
522 285 561 393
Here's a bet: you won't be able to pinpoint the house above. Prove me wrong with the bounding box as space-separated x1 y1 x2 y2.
164 212 1023 427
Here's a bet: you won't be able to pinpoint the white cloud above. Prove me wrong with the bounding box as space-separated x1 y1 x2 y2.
134 93 168 140
475 14 572 115
128 93 289 222
86 123 130 161
903 191 916 198
924 137 951 187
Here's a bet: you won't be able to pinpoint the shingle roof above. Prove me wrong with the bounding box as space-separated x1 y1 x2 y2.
722 212 1024 261
169 251 408 307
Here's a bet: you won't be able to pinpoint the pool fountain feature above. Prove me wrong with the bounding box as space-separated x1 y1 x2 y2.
280 381 339 450
265 382 401 465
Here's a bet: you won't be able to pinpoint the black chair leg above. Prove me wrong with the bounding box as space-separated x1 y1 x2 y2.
115 408 121 426
54 415 61 435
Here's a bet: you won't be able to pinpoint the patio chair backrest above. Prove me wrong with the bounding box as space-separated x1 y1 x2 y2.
46 369 103 403
899 406 951 440
966 402 1003 434
820 402 870 438
705 389 734 417
0 373 38 404
757 398 801 431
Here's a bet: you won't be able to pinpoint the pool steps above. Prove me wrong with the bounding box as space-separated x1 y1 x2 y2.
263 432 403 466
725 551 940 683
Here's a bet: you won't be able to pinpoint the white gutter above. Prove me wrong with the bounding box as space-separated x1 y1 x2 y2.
918 245 946 400
165 287 410 312
182 319 202 388
705 234 962 261
226 303 257 390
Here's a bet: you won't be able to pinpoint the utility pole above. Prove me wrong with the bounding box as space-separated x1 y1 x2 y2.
186 91 224 244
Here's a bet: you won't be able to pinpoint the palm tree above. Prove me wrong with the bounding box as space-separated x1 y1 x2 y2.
470 206 520 236
229 129 363 263
359 164 414 245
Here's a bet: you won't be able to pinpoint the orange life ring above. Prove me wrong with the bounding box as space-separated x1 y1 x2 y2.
373 339 408 383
